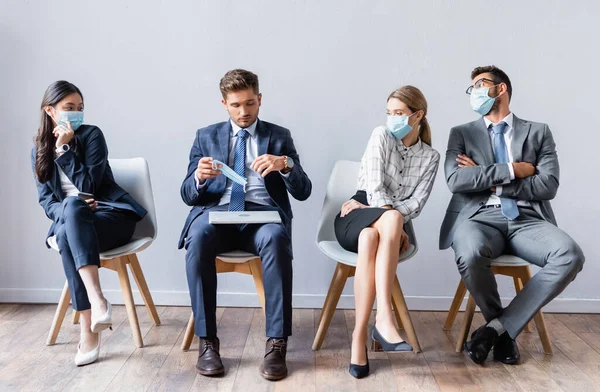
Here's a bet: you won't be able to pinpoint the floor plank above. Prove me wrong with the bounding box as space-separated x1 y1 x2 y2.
147 307 225 392
274 308 316 392
314 309 356 392
189 307 254 392
63 305 166 392
1 304 599 392
432 311 522 392
343 309 396 392
104 306 188 392
416 312 481 392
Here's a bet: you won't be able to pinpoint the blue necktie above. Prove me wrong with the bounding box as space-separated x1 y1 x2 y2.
229 129 248 211
491 122 519 219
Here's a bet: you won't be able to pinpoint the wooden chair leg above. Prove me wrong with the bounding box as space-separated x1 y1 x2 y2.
312 263 352 351
444 280 467 330
72 310 80 325
127 254 161 326
392 303 404 330
47 280 71 346
116 257 143 348
181 312 196 351
391 276 421 353
248 257 266 314
519 267 553 354
513 276 532 333
456 294 477 352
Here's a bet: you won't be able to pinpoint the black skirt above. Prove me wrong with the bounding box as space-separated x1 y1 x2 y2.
334 191 390 252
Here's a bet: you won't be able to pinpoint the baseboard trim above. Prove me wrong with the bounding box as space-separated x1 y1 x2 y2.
1 288 598 313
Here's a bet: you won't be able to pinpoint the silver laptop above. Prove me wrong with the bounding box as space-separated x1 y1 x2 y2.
209 211 282 224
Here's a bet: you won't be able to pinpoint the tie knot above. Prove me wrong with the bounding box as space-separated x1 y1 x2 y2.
238 129 249 140
490 122 507 135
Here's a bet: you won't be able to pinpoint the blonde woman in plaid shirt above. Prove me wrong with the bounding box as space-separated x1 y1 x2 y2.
335 86 440 378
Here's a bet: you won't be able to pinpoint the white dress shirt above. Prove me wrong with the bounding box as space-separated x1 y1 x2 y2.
55 152 79 197
484 112 529 207
357 126 440 222
196 119 292 206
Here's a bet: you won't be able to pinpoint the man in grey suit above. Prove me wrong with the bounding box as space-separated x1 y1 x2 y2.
440 65 585 365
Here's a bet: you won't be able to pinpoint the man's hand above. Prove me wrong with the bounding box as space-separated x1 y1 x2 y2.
195 157 222 183
456 154 477 168
512 162 536 179
251 154 286 177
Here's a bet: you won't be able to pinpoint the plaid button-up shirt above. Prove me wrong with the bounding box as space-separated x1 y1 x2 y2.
357 126 440 222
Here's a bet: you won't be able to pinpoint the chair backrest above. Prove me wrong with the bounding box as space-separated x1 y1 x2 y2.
316 160 361 243
109 158 157 241
316 160 418 250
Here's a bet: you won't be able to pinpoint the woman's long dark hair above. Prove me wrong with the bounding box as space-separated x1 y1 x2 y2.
35 81 83 183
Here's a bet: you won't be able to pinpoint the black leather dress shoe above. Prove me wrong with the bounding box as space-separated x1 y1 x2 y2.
196 337 225 376
493 331 520 365
464 325 498 365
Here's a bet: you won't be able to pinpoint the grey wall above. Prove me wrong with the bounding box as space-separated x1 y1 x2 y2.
1 0 599 312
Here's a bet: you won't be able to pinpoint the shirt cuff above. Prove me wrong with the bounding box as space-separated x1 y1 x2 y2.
195 176 206 190
507 163 515 181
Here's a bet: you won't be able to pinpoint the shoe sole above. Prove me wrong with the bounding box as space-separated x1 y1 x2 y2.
91 322 112 333
196 367 225 376
260 369 288 381
494 356 519 365
464 344 485 365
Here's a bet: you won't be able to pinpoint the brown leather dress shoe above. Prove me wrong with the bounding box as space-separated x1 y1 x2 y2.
259 338 288 381
196 337 224 376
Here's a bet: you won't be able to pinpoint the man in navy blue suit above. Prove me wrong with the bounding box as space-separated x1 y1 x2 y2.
179 69 312 380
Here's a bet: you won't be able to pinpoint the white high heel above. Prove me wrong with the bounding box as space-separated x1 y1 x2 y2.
74 334 101 366
91 300 112 333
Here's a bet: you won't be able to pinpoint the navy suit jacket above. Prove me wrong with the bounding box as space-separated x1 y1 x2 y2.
178 119 312 249
32 125 147 243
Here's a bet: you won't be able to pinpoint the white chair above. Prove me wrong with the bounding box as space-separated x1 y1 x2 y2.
312 160 422 352
181 250 266 351
443 255 552 354
46 157 161 348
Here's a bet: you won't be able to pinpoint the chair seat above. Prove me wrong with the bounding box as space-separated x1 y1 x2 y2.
317 240 417 267
217 250 259 264
47 236 154 260
491 254 530 267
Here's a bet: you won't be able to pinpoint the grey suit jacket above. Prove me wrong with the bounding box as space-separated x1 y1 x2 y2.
439 115 559 249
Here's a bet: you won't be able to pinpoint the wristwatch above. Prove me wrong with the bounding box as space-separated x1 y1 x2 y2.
283 156 294 170
56 144 70 154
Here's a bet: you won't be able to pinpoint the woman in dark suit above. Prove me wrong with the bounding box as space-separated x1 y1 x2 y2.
32 81 147 366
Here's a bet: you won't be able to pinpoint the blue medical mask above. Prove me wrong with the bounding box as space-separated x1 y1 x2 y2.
470 87 496 116
386 112 417 140
58 111 84 131
212 159 247 192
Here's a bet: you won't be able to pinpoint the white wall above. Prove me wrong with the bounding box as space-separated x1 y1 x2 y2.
1 0 599 312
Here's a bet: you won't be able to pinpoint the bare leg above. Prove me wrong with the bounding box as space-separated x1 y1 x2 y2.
78 265 108 316
372 210 404 343
351 228 379 365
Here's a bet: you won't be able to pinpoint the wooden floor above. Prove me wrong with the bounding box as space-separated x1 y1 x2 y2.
1 304 600 392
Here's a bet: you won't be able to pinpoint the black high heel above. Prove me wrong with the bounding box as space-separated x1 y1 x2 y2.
349 345 369 379
371 326 413 352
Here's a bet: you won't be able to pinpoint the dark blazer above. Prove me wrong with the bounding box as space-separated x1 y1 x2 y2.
32 125 147 243
178 119 312 249
439 115 559 249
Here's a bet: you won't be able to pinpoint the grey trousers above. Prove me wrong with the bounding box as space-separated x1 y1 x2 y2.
452 207 585 338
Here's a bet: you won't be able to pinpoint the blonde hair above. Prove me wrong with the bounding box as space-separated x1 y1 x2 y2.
387 85 431 146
